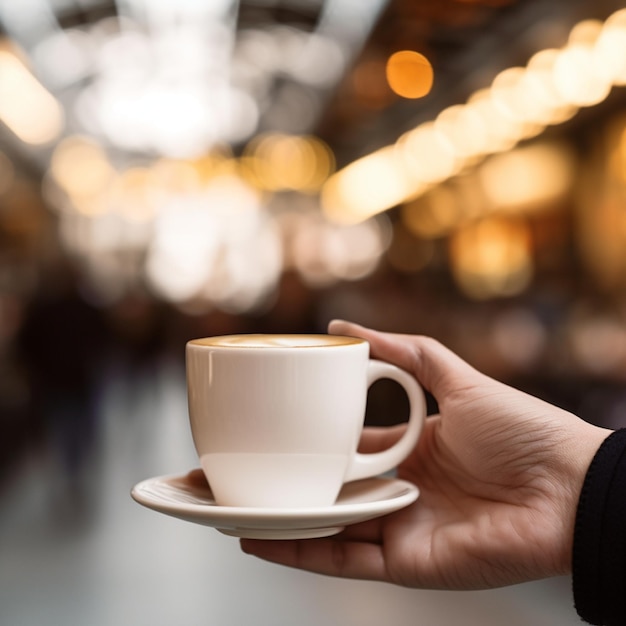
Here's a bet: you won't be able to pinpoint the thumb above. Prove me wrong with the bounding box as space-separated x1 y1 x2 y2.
328 319 483 399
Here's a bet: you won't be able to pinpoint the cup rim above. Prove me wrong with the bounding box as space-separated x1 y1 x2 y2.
186 333 367 350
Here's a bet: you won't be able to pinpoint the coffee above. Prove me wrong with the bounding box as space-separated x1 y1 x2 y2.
189 334 362 348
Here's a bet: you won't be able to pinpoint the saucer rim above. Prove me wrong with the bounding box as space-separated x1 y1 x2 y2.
131 473 419 522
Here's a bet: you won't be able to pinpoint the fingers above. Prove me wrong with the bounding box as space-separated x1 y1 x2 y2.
358 425 407 454
240 537 388 582
328 319 483 398
185 468 208 488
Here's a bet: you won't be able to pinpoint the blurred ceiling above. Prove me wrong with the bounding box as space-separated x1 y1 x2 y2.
1 0 624 170
317 0 620 162
2 0 626 315
3 0 626 378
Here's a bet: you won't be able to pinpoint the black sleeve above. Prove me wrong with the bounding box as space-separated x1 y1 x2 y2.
573 428 626 625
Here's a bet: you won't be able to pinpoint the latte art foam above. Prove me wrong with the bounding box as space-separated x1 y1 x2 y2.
189 334 363 348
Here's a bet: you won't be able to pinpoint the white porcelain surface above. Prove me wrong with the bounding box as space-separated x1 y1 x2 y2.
131 472 419 539
186 334 425 508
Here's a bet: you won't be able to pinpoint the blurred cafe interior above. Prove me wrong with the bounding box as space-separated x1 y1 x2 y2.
3 0 626 624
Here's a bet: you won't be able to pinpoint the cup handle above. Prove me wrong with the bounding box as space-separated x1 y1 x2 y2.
343 359 426 482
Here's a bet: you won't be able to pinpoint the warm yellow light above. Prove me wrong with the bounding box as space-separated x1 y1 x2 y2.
402 187 464 239
435 104 488 160
325 12 620 225
385 51 434 99
263 134 311 190
594 9 626 86
69 195 109 217
245 133 335 192
269 135 332 191
525 49 578 124
50 136 114 203
569 19 604 46
491 67 525 115
449 217 533 299
0 49 64 144
289 214 388 285
110 168 154 222
554 43 611 107
305 136 336 190
465 89 520 153
515 70 563 126
490 67 545 139
321 145 419 224
149 158 202 199
399 122 458 184
479 142 575 212
236 155 266 190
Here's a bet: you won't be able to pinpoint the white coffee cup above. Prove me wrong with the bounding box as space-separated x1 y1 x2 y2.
186 334 425 508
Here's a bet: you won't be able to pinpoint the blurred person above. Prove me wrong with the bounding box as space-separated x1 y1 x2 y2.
240 320 624 626
17 257 108 503
101 289 170 412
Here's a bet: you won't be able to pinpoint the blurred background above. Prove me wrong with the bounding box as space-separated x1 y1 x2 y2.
2 0 626 624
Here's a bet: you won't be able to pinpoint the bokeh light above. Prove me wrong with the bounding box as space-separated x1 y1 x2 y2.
0 48 64 144
478 142 575 212
50 136 115 207
594 9 626 85
449 217 533 299
325 8 626 225
385 50 434 99
245 133 335 192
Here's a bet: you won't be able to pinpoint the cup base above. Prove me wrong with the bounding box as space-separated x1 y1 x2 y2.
201 452 348 508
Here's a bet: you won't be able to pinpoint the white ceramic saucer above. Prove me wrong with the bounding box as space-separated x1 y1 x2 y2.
131 471 419 539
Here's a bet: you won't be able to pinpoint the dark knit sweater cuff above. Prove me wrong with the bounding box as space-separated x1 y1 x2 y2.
573 428 626 625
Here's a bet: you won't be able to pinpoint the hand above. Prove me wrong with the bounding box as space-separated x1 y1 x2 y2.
240 320 611 590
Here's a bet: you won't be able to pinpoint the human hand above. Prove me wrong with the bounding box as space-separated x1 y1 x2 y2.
241 320 611 590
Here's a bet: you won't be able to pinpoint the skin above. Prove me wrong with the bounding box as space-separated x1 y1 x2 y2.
239 320 611 590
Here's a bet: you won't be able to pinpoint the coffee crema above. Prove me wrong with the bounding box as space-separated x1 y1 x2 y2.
189 334 364 348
